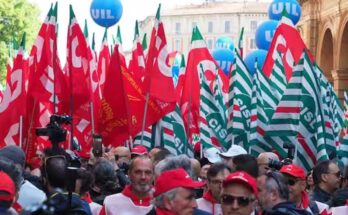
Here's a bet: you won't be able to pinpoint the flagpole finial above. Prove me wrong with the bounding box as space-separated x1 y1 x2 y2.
84 19 89 38
156 4 161 20
117 25 122 45
20 32 26 50
69 5 76 24
134 20 139 41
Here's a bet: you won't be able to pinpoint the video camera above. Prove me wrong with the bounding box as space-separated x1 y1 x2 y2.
35 114 72 147
268 142 295 170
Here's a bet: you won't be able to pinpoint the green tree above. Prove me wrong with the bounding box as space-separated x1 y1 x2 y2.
0 0 40 82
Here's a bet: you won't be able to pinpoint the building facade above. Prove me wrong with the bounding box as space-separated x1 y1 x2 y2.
298 0 348 98
139 1 269 55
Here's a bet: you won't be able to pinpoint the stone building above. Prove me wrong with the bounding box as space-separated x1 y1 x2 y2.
298 0 348 98
139 1 269 55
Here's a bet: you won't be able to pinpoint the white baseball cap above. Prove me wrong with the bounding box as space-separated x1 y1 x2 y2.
219 145 247 158
204 147 222 163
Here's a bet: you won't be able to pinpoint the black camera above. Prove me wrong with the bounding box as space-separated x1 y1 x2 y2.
268 142 295 170
35 114 72 147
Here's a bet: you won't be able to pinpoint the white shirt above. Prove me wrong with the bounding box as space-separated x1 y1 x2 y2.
103 193 153 215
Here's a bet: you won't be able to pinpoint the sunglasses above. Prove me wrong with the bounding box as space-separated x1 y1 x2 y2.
287 178 300 186
221 194 254 207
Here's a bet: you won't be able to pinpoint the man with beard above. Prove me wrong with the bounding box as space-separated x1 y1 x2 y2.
101 155 154 214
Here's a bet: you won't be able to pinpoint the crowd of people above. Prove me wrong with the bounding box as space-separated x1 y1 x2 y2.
0 143 347 215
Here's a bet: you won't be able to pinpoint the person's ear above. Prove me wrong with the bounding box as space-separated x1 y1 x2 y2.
299 180 306 191
321 173 329 183
163 195 173 211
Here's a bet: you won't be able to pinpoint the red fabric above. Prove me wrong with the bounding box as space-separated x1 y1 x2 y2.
97 39 110 94
300 191 309 209
82 192 93 204
99 206 106 215
154 168 205 197
0 171 15 201
180 38 228 144
122 185 152 206
223 171 258 197
144 21 176 104
0 46 28 147
155 207 176 215
12 201 22 213
203 191 217 204
262 20 314 81
280 164 306 180
129 39 146 84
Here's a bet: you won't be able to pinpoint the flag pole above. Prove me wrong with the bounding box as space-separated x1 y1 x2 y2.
140 92 150 146
19 116 23 149
90 102 95 134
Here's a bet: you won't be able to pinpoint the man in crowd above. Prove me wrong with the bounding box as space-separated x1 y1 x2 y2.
280 164 319 214
219 145 247 169
197 163 231 214
149 168 205 215
0 145 46 210
220 171 258 215
257 152 279 176
101 155 154 214
311 160 341 204
258 171 310 215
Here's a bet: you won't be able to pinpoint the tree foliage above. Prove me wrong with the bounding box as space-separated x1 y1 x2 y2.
0 0 40 82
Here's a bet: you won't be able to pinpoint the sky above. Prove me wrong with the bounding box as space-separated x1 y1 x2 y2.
28 0 272 61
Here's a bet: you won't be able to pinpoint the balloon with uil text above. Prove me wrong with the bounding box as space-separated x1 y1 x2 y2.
90 0 123 27
255 20 278 50
212 48 235 76
216 37 235 51
268 0 301 25
244 49 268 75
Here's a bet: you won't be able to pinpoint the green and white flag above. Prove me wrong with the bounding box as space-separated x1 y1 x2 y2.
199 64 228 149
227 50 252 149
269 51 287 102
158 105 194 157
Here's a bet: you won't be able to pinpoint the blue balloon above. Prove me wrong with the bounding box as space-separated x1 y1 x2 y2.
268 0 301 25
244 50 268 75
212 48 235 76
90 0 123 28
255 20 278 50
216 37 235 51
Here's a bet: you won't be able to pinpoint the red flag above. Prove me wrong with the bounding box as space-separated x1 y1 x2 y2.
180 26 228 143
97 29 110 93
0 37 28 147
66 6 95 153
263 15 314 80
99 45 166 147
128 20 146 83
144 5 176 107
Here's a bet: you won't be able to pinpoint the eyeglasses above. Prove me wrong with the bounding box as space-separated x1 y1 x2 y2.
221 194 254 207
325 171 341 178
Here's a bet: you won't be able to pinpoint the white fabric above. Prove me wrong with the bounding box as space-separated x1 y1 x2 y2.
89 202 102 215
330 206 348 215
103 193 153 215
18 180 46 209
197 198 222 215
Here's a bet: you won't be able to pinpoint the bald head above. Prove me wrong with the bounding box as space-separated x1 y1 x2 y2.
113 146 131 166
191 158 201 180
257 152 279 176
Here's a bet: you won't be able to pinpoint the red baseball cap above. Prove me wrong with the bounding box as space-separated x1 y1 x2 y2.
131 145 148 155
223 171 258 197
280 164 306 180
154 168 205 197
75 150 91 159
0 171 15 201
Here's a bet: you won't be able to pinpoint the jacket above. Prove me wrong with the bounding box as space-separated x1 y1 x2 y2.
263 202 312 215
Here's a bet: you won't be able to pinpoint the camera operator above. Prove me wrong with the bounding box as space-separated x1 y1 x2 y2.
38 154 91 215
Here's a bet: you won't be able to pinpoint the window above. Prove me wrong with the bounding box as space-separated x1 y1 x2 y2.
225 21 230 33
249 38 256 49
207 38 214 49
175 22 181 34
250 21 258 32
208 21 213 33
174 39 181 51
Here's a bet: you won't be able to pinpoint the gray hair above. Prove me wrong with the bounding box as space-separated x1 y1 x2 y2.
155 154 193 177
266 171 289 201
154 188 179 208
